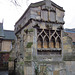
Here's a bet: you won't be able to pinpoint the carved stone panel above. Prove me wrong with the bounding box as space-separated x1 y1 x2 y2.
56 8 64 23
41 10 48 21
49 11 56 22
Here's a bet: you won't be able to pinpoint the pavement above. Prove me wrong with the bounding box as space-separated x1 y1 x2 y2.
0 71 8 75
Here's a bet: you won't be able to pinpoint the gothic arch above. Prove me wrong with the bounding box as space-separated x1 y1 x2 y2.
44 36 49 48
56 37 61 48
37 36 43 48
50 36 55 48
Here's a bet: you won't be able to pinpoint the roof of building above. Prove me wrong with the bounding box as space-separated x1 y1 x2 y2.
3 30 15 40
30 1 64 11
0 23 4 37
0 23 15 40
65 28 75 33
15 0 65 25
65 28 75 42
66 32 75 42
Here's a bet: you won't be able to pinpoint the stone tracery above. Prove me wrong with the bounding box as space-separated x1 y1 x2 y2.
37 28 61 55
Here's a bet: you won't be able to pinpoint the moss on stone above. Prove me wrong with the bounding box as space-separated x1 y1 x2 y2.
25 55 31 60
25 52 32 61
16 35 19 38
12 40 15 45
24 29 28 33
26 42 33 48
8 57 14 61
63 53 75 61
19 61 24 65
28 29 34 32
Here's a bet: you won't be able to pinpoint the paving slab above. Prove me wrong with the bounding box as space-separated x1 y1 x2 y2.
0 71 8 75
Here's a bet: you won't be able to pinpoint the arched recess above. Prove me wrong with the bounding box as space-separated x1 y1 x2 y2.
50 37 55 48
56 37 61 48
44 36 49 48
37 36 43 48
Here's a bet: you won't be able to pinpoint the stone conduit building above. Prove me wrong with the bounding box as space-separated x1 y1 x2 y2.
14 0 75 75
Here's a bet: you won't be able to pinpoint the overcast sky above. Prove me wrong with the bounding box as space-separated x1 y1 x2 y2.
0 0 75 30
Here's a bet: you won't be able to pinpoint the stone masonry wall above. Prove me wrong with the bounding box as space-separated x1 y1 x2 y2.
2 40 11 52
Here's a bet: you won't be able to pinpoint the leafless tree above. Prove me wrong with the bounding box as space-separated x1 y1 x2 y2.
10 0 30 6
10 0 21 6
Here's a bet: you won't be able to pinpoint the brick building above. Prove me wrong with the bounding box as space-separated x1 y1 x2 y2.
0 23 15 70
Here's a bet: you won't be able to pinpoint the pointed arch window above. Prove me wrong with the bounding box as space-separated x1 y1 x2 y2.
50 37 55 48
37 36 43 48
37 29 62 55
44 36 49 48
56 37 61 48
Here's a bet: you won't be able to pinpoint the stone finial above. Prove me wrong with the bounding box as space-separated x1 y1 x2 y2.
44 0 51 7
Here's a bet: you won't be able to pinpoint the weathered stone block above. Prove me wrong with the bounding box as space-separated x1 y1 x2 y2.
49 11 56 22
41 10 48 21
56 8 64 23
